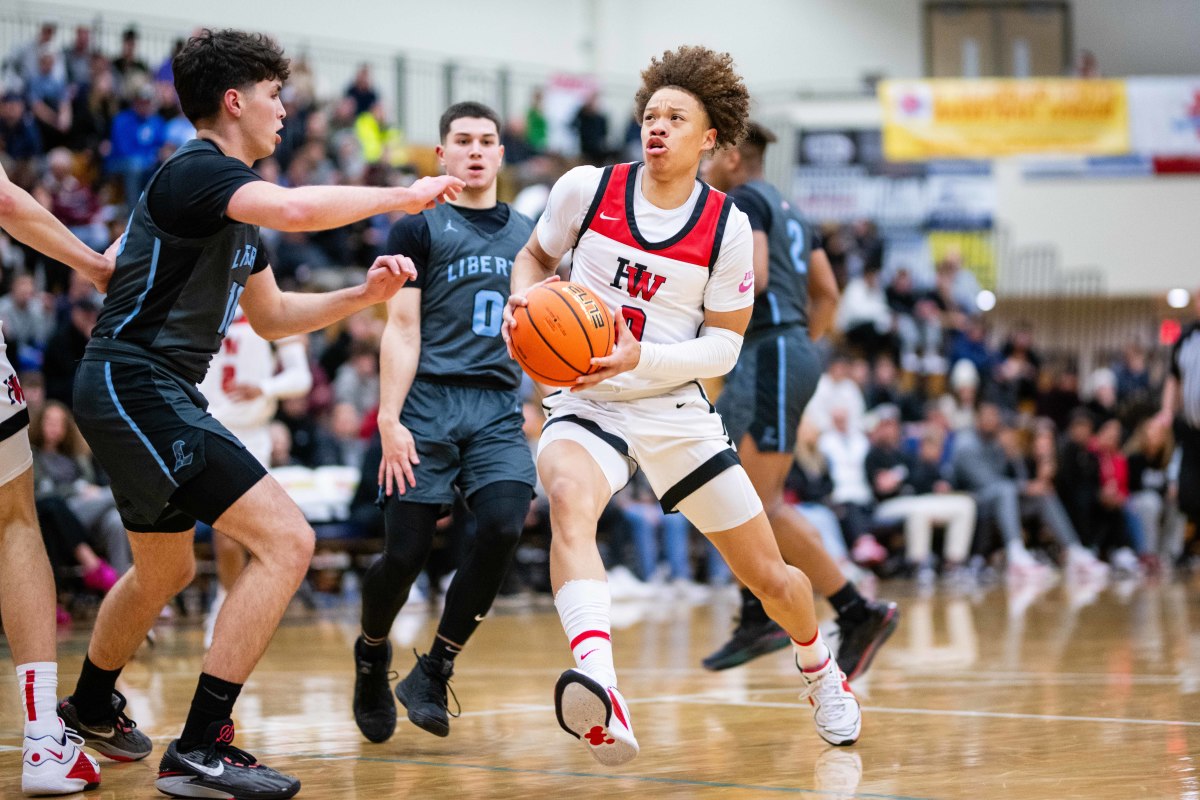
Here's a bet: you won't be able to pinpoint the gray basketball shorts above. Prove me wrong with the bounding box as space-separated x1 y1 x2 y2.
389 380 536 506
717 326 822 454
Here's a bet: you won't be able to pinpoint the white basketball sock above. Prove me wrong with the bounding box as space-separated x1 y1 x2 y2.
555 579 618 688
793 630 833 674
16 662 59 738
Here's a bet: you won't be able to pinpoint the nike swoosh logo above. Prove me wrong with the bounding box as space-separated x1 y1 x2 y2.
183 757 225 777
203 687 230 702
739 279 754 293
676 402 687 408
474 614 486 622
599 212 619 221
46 749 63 759
580 649 599 661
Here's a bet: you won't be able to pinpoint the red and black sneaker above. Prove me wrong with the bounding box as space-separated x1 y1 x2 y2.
155 719 299 800
835 600 900 681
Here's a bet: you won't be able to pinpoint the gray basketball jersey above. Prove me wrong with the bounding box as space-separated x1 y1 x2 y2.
89 139 265 383
417 203 533 389
744 179 811 337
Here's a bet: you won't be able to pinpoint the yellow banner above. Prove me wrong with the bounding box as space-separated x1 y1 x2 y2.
880 79 1129 160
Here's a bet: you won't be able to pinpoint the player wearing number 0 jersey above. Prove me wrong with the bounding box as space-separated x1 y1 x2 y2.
351 102 537 744
704 123 899 678
197 310 311 648
504 46 861 766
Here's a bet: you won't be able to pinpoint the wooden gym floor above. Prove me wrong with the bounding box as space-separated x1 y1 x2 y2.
1 578 1197 799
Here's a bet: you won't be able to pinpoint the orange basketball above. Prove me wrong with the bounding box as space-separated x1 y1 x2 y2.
511 281 614 387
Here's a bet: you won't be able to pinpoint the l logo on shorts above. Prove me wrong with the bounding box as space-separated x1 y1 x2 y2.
172 440 194 473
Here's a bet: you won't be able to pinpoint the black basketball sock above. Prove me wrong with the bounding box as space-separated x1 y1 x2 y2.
357 633 389 662
740 587 770 626
179 673 243 752
829 582 869 623
72 656 123 725
428 636 460 666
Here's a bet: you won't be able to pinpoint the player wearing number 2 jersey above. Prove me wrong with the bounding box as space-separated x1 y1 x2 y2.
351 102 536 744
504 46 862 766
704 123 899 679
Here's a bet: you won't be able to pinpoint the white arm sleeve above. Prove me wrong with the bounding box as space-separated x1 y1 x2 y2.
632 325 744 381
534 165 603 260
260 337 312 400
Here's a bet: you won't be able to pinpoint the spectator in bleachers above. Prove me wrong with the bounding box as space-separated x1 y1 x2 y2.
837 262 893 360
66 52 119 152
868 407 976 581
1084 366 1119 425
952 402 1107 579
820 406 880 564
321 401 368 468
1125 416 1174 570
0 271 53 356
27 46 72 149
42 293 97 405
1115 342 1152 409
806 351 866 433
110 26 149 94
994 322 1042 410
277 395 325 468
62 26 93 87
0 89 43 161
1036 365 1081 431
332 339 380 419
786 421 854 574
345 63 378 116
1090 418 1140 572
106 80 165 202
9 22 59 85
888 266 945 376
37 147 106 250
1056 409 1101 538
864 355 922 422
932 251 980 329
29 400 129 578
525 87 547 153
946 359 979 431
572 92 608 165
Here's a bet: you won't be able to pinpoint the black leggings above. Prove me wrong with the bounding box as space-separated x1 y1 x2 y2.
360 481 531 645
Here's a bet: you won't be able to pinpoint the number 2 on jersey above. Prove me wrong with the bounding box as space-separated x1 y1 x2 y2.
786 218 808 274
472 289 504 337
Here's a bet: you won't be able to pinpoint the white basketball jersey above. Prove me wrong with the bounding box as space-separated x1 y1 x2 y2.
536 163 753 399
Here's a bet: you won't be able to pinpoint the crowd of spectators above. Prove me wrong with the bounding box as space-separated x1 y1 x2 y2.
1 22 1193 625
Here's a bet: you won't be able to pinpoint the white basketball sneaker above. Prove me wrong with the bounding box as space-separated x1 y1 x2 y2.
799 660 862 746
22 719 101 796
554 669 639 766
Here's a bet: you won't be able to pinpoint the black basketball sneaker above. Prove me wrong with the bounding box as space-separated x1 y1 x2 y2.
57 690 153 762
156 719 299 800
352 637 397 743
835 600 900 681
701 618 792 671
395 652 459 738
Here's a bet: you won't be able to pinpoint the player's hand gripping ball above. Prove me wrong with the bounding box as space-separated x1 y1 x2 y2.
510 282 614 387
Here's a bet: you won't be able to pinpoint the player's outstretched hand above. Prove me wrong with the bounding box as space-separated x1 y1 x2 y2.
501 274 561 359
573 308 641 391
361 254 418 304
378 418 420 497
399 175 465 213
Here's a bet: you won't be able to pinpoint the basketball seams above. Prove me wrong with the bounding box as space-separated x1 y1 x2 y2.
546 286 597 363
517 299 590 381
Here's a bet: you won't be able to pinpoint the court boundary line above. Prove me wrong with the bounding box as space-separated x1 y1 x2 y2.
298 753 937 800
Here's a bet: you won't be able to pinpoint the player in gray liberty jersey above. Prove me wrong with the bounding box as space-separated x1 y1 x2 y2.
351 102 537 744
705 122 899 680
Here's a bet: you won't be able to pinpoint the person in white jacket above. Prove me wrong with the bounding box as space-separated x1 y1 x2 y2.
197 307 312 647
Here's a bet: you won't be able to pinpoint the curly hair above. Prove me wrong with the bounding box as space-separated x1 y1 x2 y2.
173 29 290 123
634 46 750 149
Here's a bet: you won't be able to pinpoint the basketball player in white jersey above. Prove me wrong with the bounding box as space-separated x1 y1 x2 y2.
197 308 312 647
503 46 861 766
0 163 105 795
